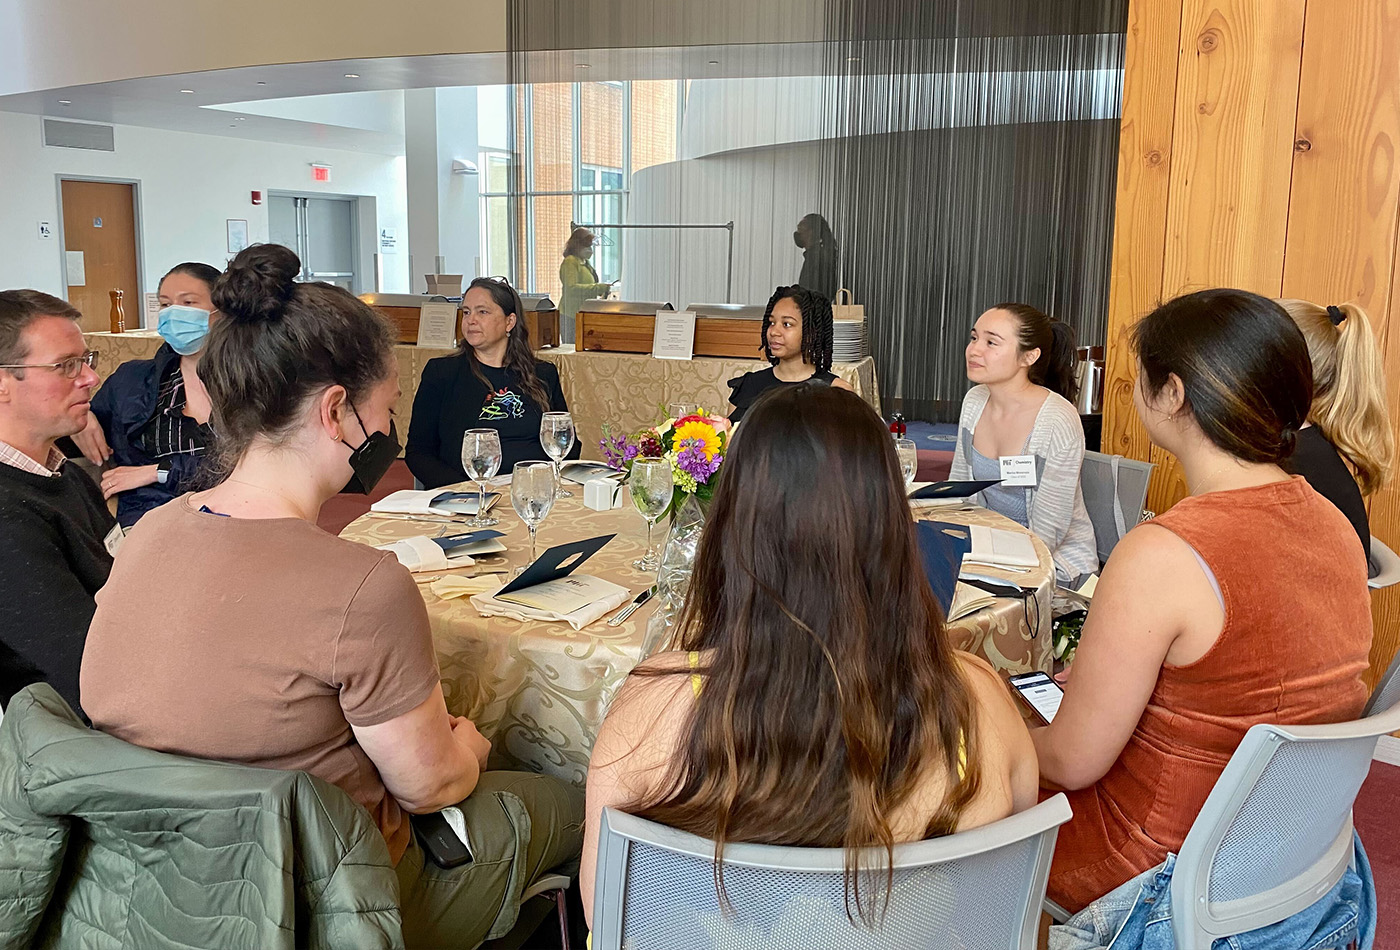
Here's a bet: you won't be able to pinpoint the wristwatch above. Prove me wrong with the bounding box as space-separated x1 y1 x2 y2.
155 460 172 485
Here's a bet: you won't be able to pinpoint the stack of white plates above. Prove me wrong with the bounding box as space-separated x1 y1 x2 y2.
832 317 869 362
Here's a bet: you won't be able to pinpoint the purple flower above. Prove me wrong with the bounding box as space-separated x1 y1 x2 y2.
675 437 722 485
600 432 644 471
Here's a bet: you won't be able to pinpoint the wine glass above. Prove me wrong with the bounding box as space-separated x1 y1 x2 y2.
667 403 692 421
630 456 674 572
461 429 503 527
895 438 918 489
539 412 576 499
511 462 557 574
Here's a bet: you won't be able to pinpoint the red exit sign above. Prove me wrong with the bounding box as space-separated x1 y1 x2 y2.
310 163 331 182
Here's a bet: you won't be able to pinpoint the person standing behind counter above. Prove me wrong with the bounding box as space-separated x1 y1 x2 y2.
558 227 615 344
950 303 1097 586
407 276 578 489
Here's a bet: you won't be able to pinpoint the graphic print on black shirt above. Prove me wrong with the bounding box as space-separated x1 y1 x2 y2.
480 387 526 421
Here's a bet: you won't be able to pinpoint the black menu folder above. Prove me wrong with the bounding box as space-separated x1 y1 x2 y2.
495 534 616 597
910 479 1001 500
916 521 973 615
432 529 506 553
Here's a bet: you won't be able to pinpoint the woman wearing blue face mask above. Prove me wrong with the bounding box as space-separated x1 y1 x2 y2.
72 262 221 527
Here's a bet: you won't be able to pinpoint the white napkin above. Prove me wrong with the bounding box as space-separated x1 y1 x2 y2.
372 489 451 515
964 524 1039 569
467 581 631 631
429 575 503 600
376 535 475 573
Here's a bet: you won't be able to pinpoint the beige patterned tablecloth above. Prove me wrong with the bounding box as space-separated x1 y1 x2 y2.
338 493 1051 788
533 348 882 458
86 335 882 466
86 330 164 385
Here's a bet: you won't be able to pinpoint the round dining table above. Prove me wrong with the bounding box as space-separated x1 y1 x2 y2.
339 486 1054 788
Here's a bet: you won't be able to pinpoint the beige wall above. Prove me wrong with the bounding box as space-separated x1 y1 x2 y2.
0 0 506 96
1103 0 1400 687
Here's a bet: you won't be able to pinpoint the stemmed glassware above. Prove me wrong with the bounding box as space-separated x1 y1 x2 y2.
895 438 918 489
667 403 692 421
540 411 576 499
511 462 557 575
630 456 674 572
461 429 502 527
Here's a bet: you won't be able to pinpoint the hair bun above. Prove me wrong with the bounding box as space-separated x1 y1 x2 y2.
213 244 300 324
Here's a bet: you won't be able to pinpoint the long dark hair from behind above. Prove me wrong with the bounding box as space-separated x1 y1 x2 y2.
201 244 395 478
1134 289 1312 464
992 302 1079 404
762 285 834 372
632 385 982 923
461 276 549 412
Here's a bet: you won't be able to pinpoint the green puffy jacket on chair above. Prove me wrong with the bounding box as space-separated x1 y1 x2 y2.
0 684 404 949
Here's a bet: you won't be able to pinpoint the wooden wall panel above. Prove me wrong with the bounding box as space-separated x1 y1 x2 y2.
1280 1 1400 690
1369 268 1400 689
1101 0 1184 464
1107 0 1400 684
1142 0 1305 514
1160 0 1305 298
1281 0 1400 312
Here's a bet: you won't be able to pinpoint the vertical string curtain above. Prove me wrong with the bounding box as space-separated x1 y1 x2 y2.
816 2 1126 419
506 0 1126 419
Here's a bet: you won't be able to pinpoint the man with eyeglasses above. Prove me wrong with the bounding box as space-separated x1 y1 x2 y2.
0 290 116 720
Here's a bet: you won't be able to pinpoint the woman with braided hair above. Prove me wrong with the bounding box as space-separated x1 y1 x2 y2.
726 285 852 424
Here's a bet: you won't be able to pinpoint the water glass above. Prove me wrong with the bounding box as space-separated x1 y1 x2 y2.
895 438 918 489
539 411 576 499
461 428 503 527
511 462 557 573
630 456 674 572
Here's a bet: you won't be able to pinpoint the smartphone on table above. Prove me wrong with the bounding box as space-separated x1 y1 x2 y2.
1008 671 1064 725
411 806 474 869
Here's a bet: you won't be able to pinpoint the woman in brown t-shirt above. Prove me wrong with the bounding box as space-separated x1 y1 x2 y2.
1033 289 1373 914
81 244 583 949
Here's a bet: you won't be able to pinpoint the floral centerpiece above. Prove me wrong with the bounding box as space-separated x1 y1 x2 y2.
600 409 731 516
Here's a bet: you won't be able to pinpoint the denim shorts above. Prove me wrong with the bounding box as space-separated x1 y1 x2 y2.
1050 834 1374 950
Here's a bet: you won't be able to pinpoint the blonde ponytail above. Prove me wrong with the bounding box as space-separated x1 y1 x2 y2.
1277 299 1394 495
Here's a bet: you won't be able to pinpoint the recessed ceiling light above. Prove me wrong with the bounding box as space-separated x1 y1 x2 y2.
575 63 590 69
708 60 719 66
256 81 267 86
57 99 71 105
344 73 360 79
228 124 237 128
235 116 246 121
180 89 195 94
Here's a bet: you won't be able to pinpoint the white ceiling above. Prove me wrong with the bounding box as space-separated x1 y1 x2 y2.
0 45 831 154
0 37 1119 155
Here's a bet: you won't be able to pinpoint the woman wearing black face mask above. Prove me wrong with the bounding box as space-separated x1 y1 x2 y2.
794 212 838 301
80 244 584 949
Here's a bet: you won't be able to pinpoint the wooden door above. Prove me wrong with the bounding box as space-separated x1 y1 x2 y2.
60 180 139 332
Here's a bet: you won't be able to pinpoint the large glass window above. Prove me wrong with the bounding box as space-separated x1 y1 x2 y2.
477 80 683 301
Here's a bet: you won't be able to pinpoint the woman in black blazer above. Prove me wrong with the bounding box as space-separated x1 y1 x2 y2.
406 277 578 489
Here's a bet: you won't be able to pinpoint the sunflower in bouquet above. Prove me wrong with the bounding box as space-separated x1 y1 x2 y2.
601 409 731 514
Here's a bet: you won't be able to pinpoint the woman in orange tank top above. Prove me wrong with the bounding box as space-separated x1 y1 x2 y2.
1033 289 1374 913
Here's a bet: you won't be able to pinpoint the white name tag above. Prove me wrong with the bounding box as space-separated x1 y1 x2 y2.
103 523 125 557
998 455 1037 487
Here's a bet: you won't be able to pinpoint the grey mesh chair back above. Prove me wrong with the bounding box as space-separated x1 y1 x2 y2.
1079 451 1155 564
1369 537 1400 590
1170 701 1400 948
591 794 1072 950
1363 645 1400 717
